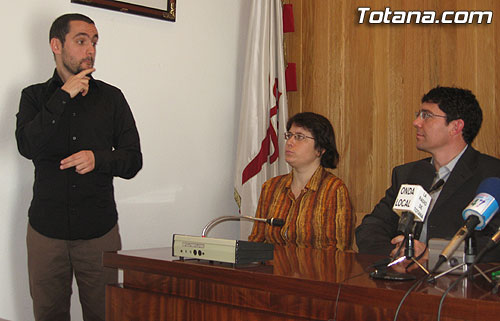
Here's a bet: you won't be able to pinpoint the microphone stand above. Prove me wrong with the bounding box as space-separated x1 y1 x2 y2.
429 235 492 284
202 215 284 237
388 180 445 274
397 232 430 275
371 232 427 282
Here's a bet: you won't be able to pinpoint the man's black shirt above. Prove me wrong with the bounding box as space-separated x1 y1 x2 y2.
16 70 142 240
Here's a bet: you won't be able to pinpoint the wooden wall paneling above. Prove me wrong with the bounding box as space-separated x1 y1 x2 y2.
328 1 353 229
343 1 375 217
471 1 499 157
454 25 477 89
371 1 394 213
400 0 440 164
328 0 346 173
386 0 406 171
437 1 459 86
399 30 429 164
284 0 500 234
301 1 331 115
495 0 500 158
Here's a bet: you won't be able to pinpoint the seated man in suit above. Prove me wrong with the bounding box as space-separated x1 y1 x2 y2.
355 86 500 271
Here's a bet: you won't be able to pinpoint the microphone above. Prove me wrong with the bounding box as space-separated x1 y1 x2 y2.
201 215 284 237
389 184 432 270
462 177 500 230
486 227 500 249
474 227 500 264
489 228 500 244
396 179 445 236
429 178 445 194
393 184 432 235
263 217 285 227
394 161 436 236
431 177 500 273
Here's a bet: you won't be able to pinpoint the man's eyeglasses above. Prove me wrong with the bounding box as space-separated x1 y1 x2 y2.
284 132 315 141
415 110 447 121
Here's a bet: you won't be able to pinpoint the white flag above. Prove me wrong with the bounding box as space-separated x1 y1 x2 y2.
234 0 290 240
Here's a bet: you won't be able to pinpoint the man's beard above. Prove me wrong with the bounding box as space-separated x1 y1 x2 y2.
63 57 94 75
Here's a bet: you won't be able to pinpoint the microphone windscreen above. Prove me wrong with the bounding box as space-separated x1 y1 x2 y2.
462 177 500 230
407 161 435 192
272 218 285 227
476 177 500 201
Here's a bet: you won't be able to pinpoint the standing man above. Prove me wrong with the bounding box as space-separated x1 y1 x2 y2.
355 86 500 271
16 13 142 321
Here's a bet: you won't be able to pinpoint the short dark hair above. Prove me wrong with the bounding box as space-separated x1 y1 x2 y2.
421 86 482 144
286 112 340 169
49 13 95 45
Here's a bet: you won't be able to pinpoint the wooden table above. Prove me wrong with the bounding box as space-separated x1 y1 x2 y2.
103 245 500 320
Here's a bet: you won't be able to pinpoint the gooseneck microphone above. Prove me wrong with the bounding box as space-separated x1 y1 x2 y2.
430 177 500 273
264 217 285 227
201 215 284 237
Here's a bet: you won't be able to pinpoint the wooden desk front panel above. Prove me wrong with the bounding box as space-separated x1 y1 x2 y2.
106 273 471 321
107 283 332 321
108 269 337 320
104 246 500 321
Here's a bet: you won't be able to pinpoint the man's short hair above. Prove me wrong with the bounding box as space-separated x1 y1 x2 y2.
421 86 483 144
49 13 95 45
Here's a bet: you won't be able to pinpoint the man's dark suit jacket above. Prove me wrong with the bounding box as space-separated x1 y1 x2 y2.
355 146 500 262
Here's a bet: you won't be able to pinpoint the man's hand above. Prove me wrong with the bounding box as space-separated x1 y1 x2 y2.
60 150 95 175
61 68 95 98
389 235 429 273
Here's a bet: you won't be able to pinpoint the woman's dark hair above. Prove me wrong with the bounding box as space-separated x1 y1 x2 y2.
49 13 95 45
421 86 482 144
286 112 339 169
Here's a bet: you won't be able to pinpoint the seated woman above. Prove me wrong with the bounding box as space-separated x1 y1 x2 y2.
248 112 352 250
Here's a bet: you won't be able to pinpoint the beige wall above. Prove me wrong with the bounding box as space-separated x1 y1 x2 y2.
1 1 248 320
285 0 500 227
